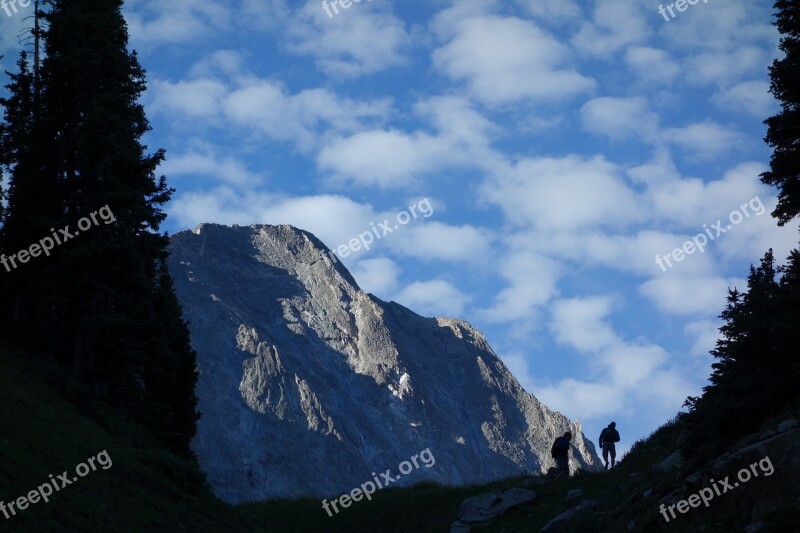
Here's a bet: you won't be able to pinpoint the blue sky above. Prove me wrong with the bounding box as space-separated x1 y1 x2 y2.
2 0 798 456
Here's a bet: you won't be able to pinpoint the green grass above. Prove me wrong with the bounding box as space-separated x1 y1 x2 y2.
0 340 249 531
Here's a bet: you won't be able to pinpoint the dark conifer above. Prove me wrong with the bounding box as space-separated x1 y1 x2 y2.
0 0 199 456
762 0 800 224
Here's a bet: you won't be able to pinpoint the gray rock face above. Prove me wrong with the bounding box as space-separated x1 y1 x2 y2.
168 223 602 503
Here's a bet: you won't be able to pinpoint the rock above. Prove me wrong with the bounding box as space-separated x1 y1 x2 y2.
734 433 763 450
657 450 684 471
565 488 583 502
627 519 636 530
659 488 683 506
685 472 702 490
744 522 764 533
642 489 653 498
541 500 597 531
777 419 799 433
168 224 603 503
457 488 537 524
449 520 470 532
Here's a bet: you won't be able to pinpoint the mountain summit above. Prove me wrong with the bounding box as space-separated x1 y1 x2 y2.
167 223 601 503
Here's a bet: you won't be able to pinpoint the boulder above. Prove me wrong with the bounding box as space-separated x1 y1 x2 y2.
657 450 684 471
541 500 597 531
565 488 583 503
457 488 537 525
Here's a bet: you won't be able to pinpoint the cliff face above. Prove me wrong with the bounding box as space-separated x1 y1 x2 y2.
167 223 601 503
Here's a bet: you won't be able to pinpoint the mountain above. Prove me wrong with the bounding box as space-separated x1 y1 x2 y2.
167 223 601 504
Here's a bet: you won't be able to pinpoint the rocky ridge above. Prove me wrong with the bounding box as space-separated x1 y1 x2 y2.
168 223 601 503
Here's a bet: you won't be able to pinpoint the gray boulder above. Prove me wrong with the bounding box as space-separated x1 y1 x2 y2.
457 488 537 524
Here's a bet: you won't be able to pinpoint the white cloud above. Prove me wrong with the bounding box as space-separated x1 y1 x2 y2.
481 155 643 231
150 78 228 119
170 189 378 248
684 49 767 88
125 0 233 46
515 0 581 21
580 97 660 141
663 122 746 161
287 0 412 78
572 0 649 57
393 280 470 318
433 14 594 105
638 274 741 316
318 129 454 188
392 222 493 263
625 47 681 85
223 82 390 150
646 162 768 228
684 320 720 357
534 295 695 424
550 296 618 353
714 80 776 118
477 251 562 323
537 378 625 420
160 150 263 186
350 258 401 296
149 54 391 151
317 96 496 189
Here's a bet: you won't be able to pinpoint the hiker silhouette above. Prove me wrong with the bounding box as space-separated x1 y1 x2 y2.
550 431 572 479
599 422 620 470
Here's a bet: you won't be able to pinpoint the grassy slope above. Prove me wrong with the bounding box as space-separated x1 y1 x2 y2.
2 340 797 532
0 341 251 531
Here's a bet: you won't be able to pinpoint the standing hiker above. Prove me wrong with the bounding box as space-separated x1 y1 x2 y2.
599 421 620 470
550 431 572 479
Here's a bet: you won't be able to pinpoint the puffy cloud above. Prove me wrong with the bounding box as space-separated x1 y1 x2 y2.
393 280 470 318
580 97 660 141
287 0 412 78
572 0 649 57
625 47 681 85
350 258 401 296
714 80 777 118
481 155 643 231
433 14 594 105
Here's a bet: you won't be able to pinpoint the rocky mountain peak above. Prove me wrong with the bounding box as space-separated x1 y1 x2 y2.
168 223 601 503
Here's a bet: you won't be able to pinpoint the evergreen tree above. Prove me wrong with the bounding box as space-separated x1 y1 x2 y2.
762 0 800 225
0 51 61 330
682 252 782 459
0 0 199 456
683 0 800 462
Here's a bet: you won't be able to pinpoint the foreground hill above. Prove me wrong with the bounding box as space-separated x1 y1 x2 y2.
2 340 798 531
